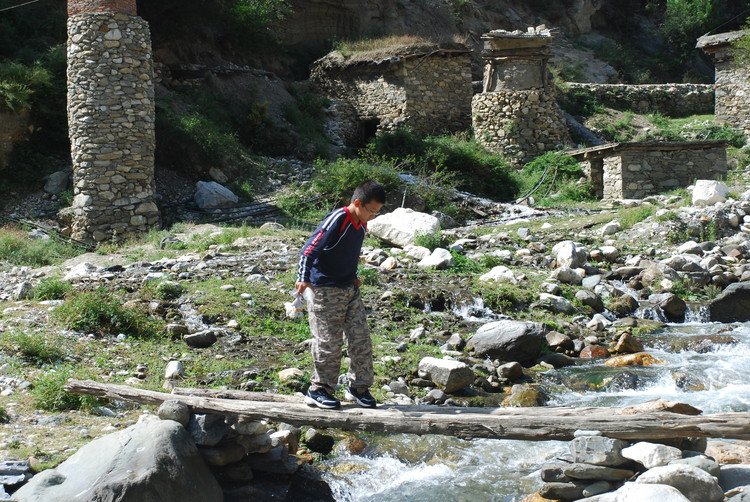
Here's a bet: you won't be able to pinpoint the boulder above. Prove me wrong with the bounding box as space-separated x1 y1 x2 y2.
636 464 724 502
368 208 441 247
605 353 662 367
693 180 729 206
538 293 575 314
719 465 750 492
622 441 682 469
552 241 587 269
63 262 99 282
579 482 691 501
13 415 222 502
551 266 583 285
576 290 605 312
417 248 454 270
709 282 750 322
570 435 629 466
194 181 238 209
44 170 70 194
467 320 546 363
600 221 621 236
655 293 687 323
479 265 517 284
417 357 474 393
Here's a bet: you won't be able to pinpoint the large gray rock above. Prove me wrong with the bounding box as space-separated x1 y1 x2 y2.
570 435 629 466
417 248 454 270
709 282 750 322
368 208 441 247
194 181 238 209
467 320 546 363
579 482 691 501
44 170 70 194
720 464 750 491
622 441 682 469
417 357 474 393
13 415 223 502
693 180 729 206
636 464 724 502
539 293 575 314
552 240 588 269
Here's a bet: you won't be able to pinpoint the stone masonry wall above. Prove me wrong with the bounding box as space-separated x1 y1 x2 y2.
67 12 159 242
714 57 750 137
68 0 136 16
472 90 571 164
602 146 727 199
310 52 472 139
561 83 715 116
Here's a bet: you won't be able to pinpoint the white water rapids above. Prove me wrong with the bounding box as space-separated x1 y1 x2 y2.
322 321 750 501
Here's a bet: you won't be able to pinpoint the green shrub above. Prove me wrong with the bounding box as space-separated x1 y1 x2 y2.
414 228 448 251
0 226 82 267
446 250 483 274
312 157 404 207
156 281 184 301
31 366 101 412
35 278 72 301
358 265 379 286
0 61 52 112
617 206 654 229
519 152 592 204
53 289 164 338
476 282 535 313
1 331 66 365
662 0 720 65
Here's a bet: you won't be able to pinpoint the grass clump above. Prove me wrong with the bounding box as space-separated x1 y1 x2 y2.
519 152 596 205
414 228 448 251
617 206 654 229
0 225 83 267
35 278 73 300
53 288 164 338
0 330 66 365
31 365 102 412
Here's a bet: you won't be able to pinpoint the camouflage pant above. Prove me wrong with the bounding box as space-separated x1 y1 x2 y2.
307 285 373 394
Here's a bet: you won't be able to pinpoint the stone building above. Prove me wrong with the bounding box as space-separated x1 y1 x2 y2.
66 0 159 243
567 141 727 200
697 31 750 137
472 27 571 164
310 44 473 145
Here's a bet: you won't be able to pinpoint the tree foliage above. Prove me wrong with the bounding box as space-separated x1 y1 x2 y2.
662 0 720 63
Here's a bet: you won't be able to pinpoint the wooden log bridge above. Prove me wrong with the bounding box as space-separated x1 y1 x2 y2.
66 379 750 442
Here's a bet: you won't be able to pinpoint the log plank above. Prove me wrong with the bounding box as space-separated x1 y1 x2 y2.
65 379 750 441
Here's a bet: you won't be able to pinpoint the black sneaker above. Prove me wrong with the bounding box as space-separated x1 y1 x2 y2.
345 386 377 408
304 388 341 409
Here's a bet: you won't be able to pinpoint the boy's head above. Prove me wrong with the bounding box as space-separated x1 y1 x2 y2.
350 180 385 223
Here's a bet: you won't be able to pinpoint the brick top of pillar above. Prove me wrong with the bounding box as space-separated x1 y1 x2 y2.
68 0 137 17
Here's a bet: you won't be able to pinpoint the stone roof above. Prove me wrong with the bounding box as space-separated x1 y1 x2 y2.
565 140 727 160
311 42 470 72
696 30 747 49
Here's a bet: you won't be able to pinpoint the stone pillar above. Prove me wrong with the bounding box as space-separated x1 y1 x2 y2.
66 0 159 243
472 26 571 164
697 31 750 138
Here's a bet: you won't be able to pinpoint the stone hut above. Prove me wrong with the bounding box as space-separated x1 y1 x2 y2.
472 26 571 164
310 42 473 145
697 31 750 137
567 141 727 200
66 0 159 243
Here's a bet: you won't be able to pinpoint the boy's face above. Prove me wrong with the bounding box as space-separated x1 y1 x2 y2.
353 198 383 223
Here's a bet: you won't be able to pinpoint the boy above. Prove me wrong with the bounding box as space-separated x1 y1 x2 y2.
296 179 385 409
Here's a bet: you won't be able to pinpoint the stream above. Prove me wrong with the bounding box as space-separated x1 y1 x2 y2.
321 320 750 501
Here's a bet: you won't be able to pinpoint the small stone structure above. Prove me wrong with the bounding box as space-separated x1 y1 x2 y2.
560 83 714 116
66 0 159 242
567 141 727 200
697 31 750 137
310 44 472 144
472 27 571 164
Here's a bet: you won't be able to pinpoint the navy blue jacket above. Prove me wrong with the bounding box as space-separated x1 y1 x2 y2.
297 207 366 287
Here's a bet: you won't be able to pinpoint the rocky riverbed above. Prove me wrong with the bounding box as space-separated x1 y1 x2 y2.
2 176 750 500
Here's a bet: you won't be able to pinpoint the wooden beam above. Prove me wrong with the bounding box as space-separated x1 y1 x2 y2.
66 379 750 441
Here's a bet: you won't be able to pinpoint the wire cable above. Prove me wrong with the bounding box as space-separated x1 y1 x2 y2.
0 0 41 13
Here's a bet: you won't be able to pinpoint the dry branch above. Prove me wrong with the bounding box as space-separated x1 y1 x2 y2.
66 379 750 441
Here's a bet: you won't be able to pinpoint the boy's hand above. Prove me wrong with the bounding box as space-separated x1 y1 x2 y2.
296 281 314 295
354 278 362 288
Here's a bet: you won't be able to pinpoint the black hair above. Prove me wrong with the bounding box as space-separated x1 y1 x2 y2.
351 179 386 204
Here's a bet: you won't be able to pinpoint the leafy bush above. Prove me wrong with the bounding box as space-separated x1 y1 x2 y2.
1 330 66 365
53 289 164 338
662 0 720 65
446 251 483 274
156 281 184 301
358 265 379 286
0 226 82 267
518 152 594 204
0 61 52 113
31 366 101 412
312 157 404 206
35 278 72 301
414 228 448 251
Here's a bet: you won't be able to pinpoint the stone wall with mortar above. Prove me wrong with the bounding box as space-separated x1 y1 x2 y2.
561 83 715 116
67 12 159 242
572 142 727 200
310 52 472 140
713 54 750 137
472 90 571 164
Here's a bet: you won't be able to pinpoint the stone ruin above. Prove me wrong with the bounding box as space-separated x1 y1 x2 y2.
65 0 159 243
472 26 572 164
567 140 727 200
310 44 473 145
697 30 750 138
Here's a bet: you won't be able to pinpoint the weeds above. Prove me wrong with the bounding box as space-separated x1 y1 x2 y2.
35 277 72 300
31 365 102 412
617 206 654 229
414 228 448 251
0 330 66 365
0 225 82 267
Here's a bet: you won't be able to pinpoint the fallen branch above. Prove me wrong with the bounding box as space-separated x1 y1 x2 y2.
66 379 750 441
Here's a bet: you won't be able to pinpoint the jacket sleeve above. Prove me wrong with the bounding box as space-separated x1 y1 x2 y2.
296 213 341 282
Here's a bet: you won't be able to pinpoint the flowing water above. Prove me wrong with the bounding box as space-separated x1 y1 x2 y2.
322 320 750 501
